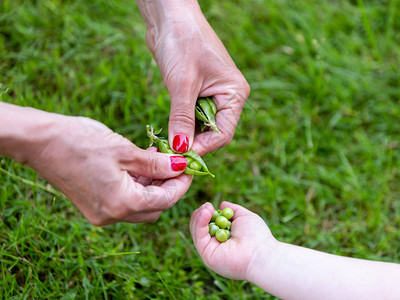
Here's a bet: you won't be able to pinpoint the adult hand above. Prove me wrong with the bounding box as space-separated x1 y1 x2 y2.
0 103 192 226
137 0 250 155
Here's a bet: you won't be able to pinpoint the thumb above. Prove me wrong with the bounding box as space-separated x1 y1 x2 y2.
168 92 197 153
121 146 187 180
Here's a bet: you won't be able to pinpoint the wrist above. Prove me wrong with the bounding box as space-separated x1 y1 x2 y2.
245 238 281 285
136 0 204 51
0 102 60 165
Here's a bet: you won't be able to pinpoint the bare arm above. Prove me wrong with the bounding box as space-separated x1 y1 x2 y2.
191 202 400 300
0 102 191 225
249 241 400 300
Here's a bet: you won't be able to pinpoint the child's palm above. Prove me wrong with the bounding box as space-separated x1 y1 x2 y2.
190 202 273 280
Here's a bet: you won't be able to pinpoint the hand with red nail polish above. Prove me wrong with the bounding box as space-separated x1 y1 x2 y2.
0 103 192 226
136 0 250 156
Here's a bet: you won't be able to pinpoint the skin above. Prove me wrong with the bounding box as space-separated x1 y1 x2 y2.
191 201 400 299
0 102 192 226
136 0 250 156
2 0 248 226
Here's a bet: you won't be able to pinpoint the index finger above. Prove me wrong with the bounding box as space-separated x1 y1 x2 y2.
219 201 255 221
128 173 193 213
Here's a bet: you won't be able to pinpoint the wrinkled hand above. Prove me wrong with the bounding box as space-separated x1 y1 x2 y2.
27 115 192 226
146 8 250 155
190 202 276 280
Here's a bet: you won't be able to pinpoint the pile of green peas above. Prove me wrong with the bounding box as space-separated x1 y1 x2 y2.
208 207 234 242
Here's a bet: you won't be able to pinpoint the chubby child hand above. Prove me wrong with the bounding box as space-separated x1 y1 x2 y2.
190 201 276 281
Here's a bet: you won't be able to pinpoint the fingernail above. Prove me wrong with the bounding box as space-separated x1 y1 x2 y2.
170 155 187 172
172 134 189 153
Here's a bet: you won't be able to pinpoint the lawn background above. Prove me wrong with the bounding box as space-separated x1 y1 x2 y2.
1 0 400 298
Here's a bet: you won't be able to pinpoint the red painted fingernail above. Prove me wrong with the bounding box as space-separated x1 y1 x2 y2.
170 155 187 172
156 148 160 152
172 134 189 153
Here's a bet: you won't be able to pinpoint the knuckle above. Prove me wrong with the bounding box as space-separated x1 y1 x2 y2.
118 143 136 160
176 73 196 87
220 133 234 148
87 216 108 227
242 81 251 99
164 187 178 208
148 212 162 223
231 74 250 104
100 198 130 221
170 107 196 127
146 152 159 177
109 207 127 220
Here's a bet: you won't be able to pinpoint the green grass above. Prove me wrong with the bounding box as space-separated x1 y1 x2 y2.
1 0 400 298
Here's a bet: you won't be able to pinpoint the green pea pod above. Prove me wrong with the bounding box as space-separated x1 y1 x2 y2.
198 98 216 124
184 150 209 171
182 149 215 177
207 97 218 115
195 97 221 134
184 168 213 176
195 106 210 123
186 157 194 165
157 139 175 154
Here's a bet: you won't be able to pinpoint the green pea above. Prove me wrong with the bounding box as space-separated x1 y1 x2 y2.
222 207 234 220
211 210 220 222
208 223 218 237
183 149 215 177
186 157 194 165
215 229 228 242
215 216 229 229
189 161 202 171
226 221 232 230
225 229 231 239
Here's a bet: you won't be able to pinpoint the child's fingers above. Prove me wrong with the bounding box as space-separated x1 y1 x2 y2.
190 202 214 254
220 201 254 221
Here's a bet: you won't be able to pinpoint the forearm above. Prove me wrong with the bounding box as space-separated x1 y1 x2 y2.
136 0 203 50
249 241 400 299
136 0 200 27
0 102 57 165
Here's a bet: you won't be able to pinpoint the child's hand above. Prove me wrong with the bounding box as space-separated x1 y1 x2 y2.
190 201 277 280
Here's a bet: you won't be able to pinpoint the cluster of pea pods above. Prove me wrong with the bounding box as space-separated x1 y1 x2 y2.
146 97 219 177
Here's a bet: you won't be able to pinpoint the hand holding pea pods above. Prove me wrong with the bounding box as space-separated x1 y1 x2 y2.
147 125 215 177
